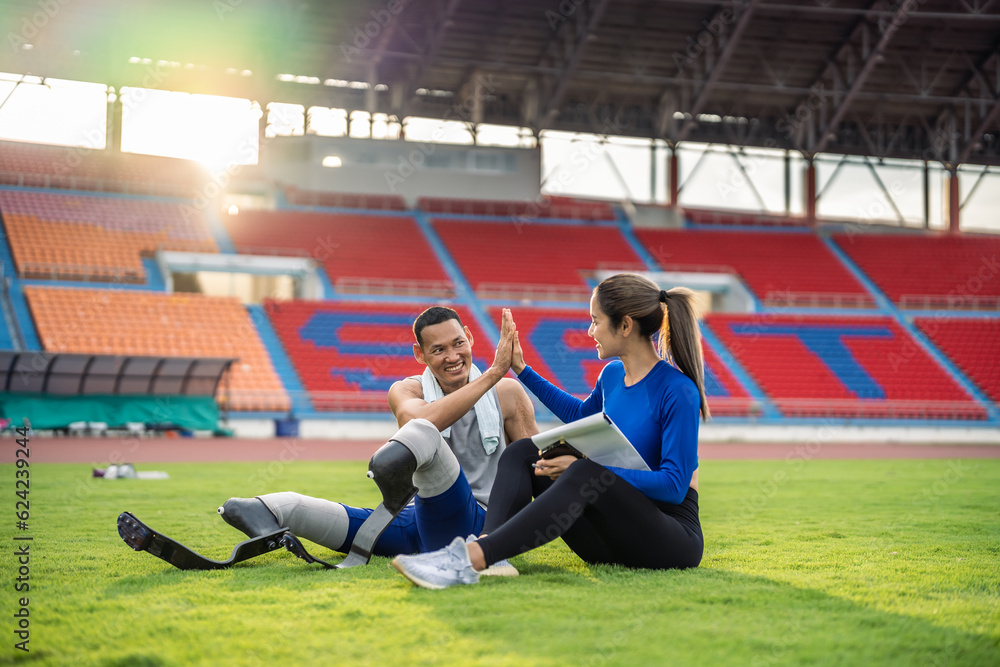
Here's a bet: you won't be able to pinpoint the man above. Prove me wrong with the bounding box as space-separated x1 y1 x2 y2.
219 305 537 564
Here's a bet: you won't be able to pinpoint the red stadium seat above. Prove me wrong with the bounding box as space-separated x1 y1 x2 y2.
223 210 452 296
635 228 872 307
434 219 644 299
706 313 985 419
264 300 490 411
915 317 1000 404
833 232 1000 307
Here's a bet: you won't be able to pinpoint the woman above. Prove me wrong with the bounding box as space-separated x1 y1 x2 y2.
392 273 709 588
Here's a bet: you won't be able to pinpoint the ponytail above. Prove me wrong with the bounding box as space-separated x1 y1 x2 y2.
595 274 710 421
659 288 710 421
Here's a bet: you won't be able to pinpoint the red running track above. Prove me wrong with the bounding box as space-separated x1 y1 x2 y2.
6 437 1000 465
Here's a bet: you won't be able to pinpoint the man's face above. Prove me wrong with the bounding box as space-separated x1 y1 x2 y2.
414 319 475 394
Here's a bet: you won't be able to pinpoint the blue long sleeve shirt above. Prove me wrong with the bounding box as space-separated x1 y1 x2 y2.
518 360 700 505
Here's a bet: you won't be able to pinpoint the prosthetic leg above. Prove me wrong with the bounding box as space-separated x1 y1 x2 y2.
333 440 417 568
117 512 288 570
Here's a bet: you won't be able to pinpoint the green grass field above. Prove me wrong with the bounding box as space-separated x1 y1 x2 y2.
2 456 998 666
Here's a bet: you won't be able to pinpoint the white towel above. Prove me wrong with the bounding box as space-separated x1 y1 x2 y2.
420 365 502 455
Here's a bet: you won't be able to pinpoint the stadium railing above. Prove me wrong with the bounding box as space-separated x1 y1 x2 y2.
476 282 592 302
899 294 1000 311
334 277 455 299
683 207 806 227
18 262 144 283
762 291 877 309
771 399 988 420
0 170 193 198
656 262 737 275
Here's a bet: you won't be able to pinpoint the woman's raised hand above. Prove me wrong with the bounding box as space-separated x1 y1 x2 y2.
491 308 516 376
511 330 526 375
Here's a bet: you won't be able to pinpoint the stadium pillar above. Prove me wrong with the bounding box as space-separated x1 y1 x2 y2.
947 168 961 234
668 146 679 206
804 158 817 224
784 150 791 214
107 91 122 153
923 160 930 229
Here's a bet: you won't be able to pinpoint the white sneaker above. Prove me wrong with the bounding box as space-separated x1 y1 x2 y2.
465 534 519 577
479 559 519 577
391 536 480 589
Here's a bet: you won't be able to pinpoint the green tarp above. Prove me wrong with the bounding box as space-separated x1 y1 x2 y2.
0 394 219 430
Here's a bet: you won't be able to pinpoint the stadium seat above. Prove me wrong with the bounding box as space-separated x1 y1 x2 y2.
24 286 289 412
265 300 491 411
0 189 216 282
434 219 645 299
285 186 407 211
0 140 205 196
915 317 1000 404
832 232 1000 307
635 228 872 307
487 306 754 416
419 196 616 221
706 313 985 419
223 210 452 296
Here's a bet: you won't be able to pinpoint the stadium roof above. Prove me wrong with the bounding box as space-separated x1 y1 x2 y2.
3 0 1000 166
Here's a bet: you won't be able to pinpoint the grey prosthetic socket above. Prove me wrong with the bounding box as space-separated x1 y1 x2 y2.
339 418 459 568
254 493 352 552
218 498 281 538
336 439 418 568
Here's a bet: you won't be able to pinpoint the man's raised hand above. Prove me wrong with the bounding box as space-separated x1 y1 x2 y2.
491 308 516 376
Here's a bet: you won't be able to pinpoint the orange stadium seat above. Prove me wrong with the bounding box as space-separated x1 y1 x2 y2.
0 140 205 196
0 190 217 282
23 286 289 412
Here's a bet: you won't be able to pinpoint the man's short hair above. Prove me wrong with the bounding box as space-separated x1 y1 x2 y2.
413 306 464 348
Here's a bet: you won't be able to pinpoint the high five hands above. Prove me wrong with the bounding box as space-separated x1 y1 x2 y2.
492 308 526 377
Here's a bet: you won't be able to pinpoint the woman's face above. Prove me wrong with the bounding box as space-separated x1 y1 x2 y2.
588 294 621 360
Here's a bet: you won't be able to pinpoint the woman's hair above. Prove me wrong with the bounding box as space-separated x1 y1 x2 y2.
594 273 710 420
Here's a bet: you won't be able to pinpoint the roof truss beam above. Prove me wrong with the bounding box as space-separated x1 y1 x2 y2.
672 0 759 144
534 0 613 130
809 0 915 155
932 47 1000 164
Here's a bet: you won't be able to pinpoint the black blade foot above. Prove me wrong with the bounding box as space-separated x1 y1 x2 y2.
118 511 288 570
279 532 337 569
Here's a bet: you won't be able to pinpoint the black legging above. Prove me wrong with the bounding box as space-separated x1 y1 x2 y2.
477 438 703 570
